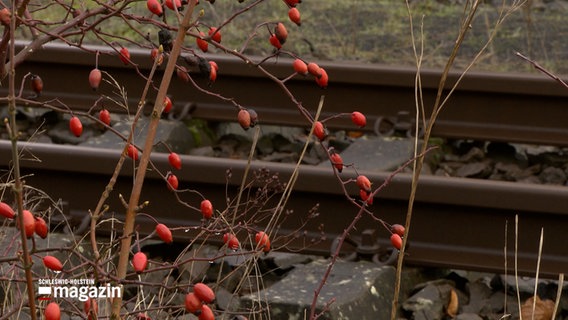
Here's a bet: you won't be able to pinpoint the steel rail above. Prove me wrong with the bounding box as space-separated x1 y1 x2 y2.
6 42 568 146
1 140 567 278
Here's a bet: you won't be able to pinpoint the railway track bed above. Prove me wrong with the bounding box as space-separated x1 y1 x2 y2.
1 43 568 278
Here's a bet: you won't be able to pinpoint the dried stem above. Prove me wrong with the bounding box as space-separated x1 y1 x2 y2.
6 0 37 317
110 1 199 318
516 51 568 90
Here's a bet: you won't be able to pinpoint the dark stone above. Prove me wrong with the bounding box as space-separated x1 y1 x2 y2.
241 259 395 320
486 142 517 160
266 251 317 272
459 147 485 162
461 279 493 314
177 245 218 283
538 166 567 185
454 161 492 178
329 136 415 172
455 313 484 320
190 146 215 157
402 281 455 320
81 116 196 154
48 118 96 145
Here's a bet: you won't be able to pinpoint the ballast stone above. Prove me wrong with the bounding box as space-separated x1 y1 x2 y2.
241 259 395 320
327 136 416 172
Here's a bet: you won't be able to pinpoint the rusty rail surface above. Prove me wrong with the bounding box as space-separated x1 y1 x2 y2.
1 43 567 277
7 42 568 146
0 140 566 278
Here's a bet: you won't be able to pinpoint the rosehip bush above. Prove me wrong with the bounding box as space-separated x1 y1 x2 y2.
0 1 412 319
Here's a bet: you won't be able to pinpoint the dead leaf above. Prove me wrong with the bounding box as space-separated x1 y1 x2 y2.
520 296 555 320
446 288 459 318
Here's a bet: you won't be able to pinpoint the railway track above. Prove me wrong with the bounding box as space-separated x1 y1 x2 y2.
0 43 567 277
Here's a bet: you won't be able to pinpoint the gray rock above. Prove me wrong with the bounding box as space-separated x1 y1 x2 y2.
493 162 523 181
267 251 317 271
216 285 241 313
215 123 304 145
48 118 96 145
216 134 252 158
538 166 566 185
454 161 492 178
461 279 494 314
402 280 455 320
459 147 485 162
456 313 484 320
190 146 215 157
80 116 196 154
330 136 415 172
178 245 219 284
241 259 395 320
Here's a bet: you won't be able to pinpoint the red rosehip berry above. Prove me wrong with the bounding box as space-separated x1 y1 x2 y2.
199 304 215 320
132 252 148 273
330 152 344 173
208 27 221 43
193 282 215 303
185 292 202 313
223 233 240 250
390 233 402 250
69 116 83 137
269 34 282 50
196 32 208 52
19 209 35 238
288 7 301 26
165 0 182 10
307 62 322 78
313 121 326 141
356 175 372 193
255 231 271 252
30 74 43 96
200 199 213 219
351 111 366 128
168 152 182 170
0 202 15 219
359 189 373 205
156 223 173 244
127 144 139 160
89 68 102 90
45 302 61 320
119 47 130 65
391 224 405 237
167 173 179 191
99 109 111 126
274 22 288 44
293 59 308 75
35 216 48 239
147 0 163 16
238 109 251 130
163 96 173 113
43 255 63 271
315 67 328 89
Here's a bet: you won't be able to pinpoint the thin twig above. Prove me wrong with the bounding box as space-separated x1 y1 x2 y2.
516 51 568 90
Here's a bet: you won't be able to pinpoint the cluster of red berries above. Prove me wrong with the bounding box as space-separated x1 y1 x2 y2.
0 204 71 319
185 283 216 320
390 224 405 250
237 108 258 130
221 230 271 253
1 203 50 240
293 59 329 89
146 0 192 16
